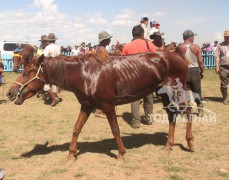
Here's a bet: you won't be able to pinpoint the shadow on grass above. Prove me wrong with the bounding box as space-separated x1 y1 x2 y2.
20 132 168 159
204 96 222 103
174 143 193 152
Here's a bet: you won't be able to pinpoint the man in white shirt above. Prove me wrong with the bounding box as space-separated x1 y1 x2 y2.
43 33 61 106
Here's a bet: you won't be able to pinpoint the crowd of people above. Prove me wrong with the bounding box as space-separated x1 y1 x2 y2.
201 41 219 53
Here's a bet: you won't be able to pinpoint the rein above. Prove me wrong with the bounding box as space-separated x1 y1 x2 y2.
14 65 46 96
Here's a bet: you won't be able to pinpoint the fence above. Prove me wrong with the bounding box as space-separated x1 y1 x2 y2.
201 52 216 69
1 52 216 72
1 53 23 72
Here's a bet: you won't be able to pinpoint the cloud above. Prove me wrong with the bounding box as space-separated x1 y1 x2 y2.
214 32 224 41
146 11 166 20
87 12 107 24
0 0 93 46
112 9 136 26
30 0 58 13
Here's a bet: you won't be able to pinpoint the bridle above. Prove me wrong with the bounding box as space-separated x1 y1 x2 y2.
14 64 46 96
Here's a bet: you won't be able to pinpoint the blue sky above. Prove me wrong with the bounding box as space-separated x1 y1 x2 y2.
0 0 228 47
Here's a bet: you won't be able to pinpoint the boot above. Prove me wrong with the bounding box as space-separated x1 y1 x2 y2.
197 103 204 117
47 90 59 107
220 87 229 105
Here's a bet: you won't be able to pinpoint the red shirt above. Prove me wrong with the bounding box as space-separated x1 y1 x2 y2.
122 39 156 55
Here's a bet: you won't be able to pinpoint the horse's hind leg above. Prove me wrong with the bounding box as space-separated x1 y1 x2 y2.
102 103 126 160
160 94 176 151
186 106 194 151
68 104 93 160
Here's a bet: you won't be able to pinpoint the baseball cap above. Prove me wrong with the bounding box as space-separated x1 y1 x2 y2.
150 20 160 26
183 30 197 38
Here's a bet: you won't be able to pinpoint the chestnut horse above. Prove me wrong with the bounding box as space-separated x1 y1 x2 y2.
12 44 37 72
7 51 193 160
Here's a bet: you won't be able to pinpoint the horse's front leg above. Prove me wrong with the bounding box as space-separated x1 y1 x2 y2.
68 104 93 160
186 106 194 151
102 103 126 160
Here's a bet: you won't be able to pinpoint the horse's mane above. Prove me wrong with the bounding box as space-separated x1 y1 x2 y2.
44 50 110 88
45 57 68 88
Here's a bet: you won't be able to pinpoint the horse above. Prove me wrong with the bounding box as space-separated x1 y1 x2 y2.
113 43 125 55
12 44 37 72
7 51 193 161
164 42 177 52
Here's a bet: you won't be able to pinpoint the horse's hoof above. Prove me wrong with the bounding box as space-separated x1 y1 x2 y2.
189 146 195 152
68 155 76 161
164 145 173 151
117 154 125 161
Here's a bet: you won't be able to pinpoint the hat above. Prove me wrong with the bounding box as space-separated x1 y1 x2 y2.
39 35 48 41
47 33 58 41
183 30 197 38
150 31 162 40
98 31 113 43
224 30 229 36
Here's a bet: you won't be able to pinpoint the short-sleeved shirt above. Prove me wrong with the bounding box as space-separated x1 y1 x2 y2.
214 41 229 67
43 43 61 57
122 39 156 55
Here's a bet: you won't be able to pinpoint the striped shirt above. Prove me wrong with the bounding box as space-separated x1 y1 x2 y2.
214 41 229 66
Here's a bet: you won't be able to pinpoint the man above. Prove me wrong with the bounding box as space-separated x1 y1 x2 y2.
37 35 48 56
94 31 113 118
43 33 61 107
150 31 164 50
122 25 156 128
94 31 112 60
215 30 229 105
149 20 165 40
175 30 204 116
140 17 150 40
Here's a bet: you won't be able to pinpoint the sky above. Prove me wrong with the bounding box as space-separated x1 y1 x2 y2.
0 0 228 48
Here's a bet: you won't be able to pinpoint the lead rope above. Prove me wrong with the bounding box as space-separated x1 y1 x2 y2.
13 65 46 96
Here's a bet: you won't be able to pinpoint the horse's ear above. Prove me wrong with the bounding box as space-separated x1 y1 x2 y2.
38 54 45 64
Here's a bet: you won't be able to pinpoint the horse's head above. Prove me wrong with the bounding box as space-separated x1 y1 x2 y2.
7 55 46 105
114 44 124 55
13 44 37 72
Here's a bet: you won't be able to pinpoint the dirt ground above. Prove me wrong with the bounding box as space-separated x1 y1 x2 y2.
0 70 228 180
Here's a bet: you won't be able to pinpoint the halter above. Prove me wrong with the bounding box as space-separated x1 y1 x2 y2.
14 64 46 96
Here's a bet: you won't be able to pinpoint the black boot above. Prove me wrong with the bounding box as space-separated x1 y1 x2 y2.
220 87 229 105
47 90 59 107
197 103 204 117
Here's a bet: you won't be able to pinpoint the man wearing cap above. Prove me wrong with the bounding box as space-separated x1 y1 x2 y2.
94 31 113 118
37 35 48 56
176 30 204 116
122 25 156 128
43 33 61 106
149 20 165 40
215 30 229 105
